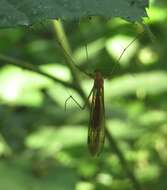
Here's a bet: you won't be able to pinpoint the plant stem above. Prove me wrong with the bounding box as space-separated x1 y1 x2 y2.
53 20 79 83
0 54 75 90
105 128 141 190
52 19 88 102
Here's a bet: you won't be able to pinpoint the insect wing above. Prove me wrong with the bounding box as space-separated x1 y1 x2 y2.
88 85 105 156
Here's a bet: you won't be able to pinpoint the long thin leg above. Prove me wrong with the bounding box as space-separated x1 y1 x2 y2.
108 33 143 79
65 86 94 111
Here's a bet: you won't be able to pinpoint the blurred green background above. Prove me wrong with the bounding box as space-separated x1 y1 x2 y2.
0 0 167 190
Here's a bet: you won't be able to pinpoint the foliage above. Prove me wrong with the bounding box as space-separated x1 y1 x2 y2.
0 0 148 28
0 0 167 190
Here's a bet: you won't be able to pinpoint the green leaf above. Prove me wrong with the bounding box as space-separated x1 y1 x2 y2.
105 71 167 98
0 160 78 190
0 0 148 28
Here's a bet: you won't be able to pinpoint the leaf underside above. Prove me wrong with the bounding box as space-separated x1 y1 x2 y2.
0 0 148 28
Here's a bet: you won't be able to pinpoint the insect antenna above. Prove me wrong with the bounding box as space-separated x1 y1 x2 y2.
60 23 95 111
107 31 144 79
57 35 93 78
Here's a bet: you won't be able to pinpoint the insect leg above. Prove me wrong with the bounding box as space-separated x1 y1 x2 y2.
65 86 94 111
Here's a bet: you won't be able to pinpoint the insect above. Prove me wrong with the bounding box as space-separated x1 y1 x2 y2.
88 71 105 156
63 32 142 156
65 71 105 156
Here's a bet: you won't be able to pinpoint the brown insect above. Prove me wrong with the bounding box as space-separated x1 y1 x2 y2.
64 33 142 156
88 71 105 156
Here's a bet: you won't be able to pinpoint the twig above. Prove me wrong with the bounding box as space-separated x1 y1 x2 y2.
0 54 75 90
53 20 80 83
105 128 141 190
52 19 88 102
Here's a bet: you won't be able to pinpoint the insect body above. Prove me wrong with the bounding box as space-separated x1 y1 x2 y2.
88 71 105 156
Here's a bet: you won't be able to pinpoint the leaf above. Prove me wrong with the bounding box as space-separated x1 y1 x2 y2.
0 160 78 190
105 71 167 98
26 126 86 150
0 0 148 28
